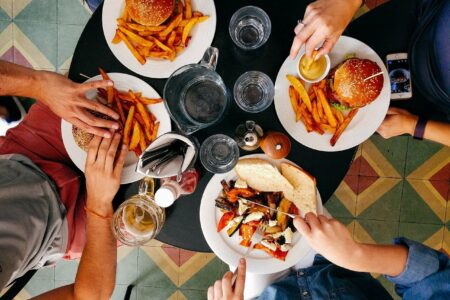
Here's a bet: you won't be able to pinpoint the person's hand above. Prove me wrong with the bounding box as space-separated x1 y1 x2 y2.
34 71 120 138
208 258 246 300
85 133 127 216
294 213 360 269
377 107 418 139
290 0 362 59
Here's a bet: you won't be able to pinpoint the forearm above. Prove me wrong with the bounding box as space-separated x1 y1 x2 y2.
347 243 408 276
0 60 45 99
74 201 116 300
423 120 450 147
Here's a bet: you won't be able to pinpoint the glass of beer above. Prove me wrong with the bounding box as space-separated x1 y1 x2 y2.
112 177 165 246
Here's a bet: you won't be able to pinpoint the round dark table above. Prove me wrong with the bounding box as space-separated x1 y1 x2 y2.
69 0 356 252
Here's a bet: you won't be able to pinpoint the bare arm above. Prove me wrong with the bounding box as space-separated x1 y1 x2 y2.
0 60 119 137
377 107 450 147
32 134 127 300
294 213 408 277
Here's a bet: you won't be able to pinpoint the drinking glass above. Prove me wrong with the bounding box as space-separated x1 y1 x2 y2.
112 177 165 246
229 6 271 50
200 134 240 174
233 71 274 113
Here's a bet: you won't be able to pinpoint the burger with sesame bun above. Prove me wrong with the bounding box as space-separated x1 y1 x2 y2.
327 58 384 110
126 0 175 26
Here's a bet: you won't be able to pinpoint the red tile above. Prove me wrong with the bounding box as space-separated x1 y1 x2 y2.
179 249 197 266
357 176 379 194
347 156 361 176
0 47 14 62
161 247 180 266
429 163 450 182
13 47 33 68
359 157 379 177
344 175 359 194
430 180 449 201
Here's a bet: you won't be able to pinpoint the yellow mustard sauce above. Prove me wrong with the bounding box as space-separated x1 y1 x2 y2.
299 55 327 80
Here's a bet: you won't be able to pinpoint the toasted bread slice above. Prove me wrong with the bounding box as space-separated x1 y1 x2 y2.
235 158 294 195
281 163 317 215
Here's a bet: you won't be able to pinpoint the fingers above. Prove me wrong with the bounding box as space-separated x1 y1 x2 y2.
318 215 330 224
81 99 120 121
234 258 246 296
294 216 311 236
71 117 113 138
207 286 214 300
77 108 119 133
290 24 315 58
316 36 338 58
221 271 233 298
304 31 323 58
213 280 223 300
304 212 321 229
86 135 102 166
96 133 114 166
79 79 113 92
105 133 122 173
294 22 305 35
113 144 128 178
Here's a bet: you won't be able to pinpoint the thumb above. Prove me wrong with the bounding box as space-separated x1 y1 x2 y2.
79 79 114 92
294 217 311 236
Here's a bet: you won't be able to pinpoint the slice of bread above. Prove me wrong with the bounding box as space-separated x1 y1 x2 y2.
235 158 294 195
281 163 317 215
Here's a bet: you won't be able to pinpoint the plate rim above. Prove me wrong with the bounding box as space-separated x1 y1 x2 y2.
200 153 323 274
274 35 391 152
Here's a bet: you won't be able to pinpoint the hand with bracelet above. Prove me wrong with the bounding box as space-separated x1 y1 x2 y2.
377 107 450 147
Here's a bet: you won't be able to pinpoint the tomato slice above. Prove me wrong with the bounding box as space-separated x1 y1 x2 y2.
254 244 288 261
290 205 299 216
240 239 251 247
239 224 256 241
217 211 235 232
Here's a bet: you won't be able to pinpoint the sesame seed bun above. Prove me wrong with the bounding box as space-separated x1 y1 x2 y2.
328 58 383 108
126 0 175 26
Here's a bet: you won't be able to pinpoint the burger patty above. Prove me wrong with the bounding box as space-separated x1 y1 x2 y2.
327 58 383 109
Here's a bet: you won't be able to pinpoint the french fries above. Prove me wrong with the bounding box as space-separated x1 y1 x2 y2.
112 0 209 63
91 69 162 157
98 68 114 104
287 74 359 146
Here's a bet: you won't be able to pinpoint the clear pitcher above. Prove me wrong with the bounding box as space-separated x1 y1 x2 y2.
163 47 230 134
112 177 165 246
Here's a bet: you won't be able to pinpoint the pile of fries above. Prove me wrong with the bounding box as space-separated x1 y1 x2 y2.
112 0 209 64
98 68 163 157
287 75 359 146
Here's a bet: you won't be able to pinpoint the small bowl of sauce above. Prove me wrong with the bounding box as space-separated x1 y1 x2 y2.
297 52 330 83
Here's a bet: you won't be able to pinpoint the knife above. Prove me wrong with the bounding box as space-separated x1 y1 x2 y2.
238 198 300 219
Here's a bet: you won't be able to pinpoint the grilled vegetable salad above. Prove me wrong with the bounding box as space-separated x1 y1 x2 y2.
215 179 299 261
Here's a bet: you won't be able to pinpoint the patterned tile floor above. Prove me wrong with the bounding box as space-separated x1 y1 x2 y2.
1 0 449 299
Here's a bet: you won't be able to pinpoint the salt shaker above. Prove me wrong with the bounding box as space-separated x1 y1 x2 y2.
234 120 264 151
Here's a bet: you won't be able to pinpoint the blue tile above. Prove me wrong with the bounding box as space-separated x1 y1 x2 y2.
33 266 55 280
57 24 84 67
0 1 11 20
137 248 177 288
23 278 55 298
136 286 176 300
111 284 137 300
14 0 57 23
55 259 79 281
14 20 57 68
116 248 139 285
55 280 74 288
57 0 90 25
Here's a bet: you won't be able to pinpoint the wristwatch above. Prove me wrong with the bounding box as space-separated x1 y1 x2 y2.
413 116 427 140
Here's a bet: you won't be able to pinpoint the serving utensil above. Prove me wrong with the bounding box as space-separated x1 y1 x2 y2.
239 198 299 219
363 71 384 82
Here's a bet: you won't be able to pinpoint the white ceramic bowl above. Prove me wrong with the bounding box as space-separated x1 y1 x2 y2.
296 53 331 84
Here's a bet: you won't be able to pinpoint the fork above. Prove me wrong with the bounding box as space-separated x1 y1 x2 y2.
231 222 267 286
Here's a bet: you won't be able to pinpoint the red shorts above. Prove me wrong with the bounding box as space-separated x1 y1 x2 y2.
0 102 86 259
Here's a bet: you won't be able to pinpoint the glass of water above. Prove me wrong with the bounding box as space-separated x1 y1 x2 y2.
229 6 271 50
233 71 274 113
200 134 240 174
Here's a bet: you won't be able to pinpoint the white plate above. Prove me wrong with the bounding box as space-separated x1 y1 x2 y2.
274 36 390 152
61 73 172 184
102 0 217 78
200 154 323 274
